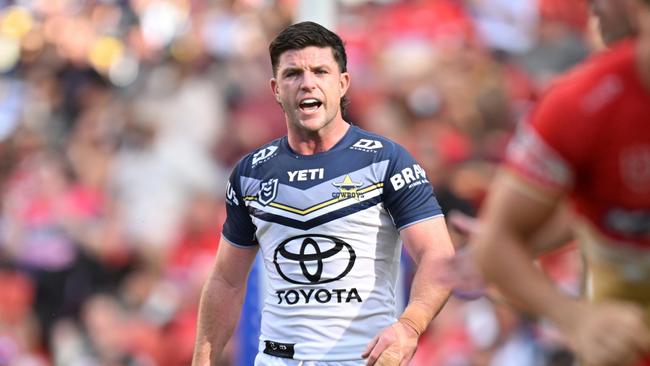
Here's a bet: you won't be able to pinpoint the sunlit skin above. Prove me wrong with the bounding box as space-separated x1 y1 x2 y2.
472 3 650 366
590 0 637 45
270 46 350 155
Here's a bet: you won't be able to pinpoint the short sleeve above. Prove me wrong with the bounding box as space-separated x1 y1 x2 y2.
383 145 443 230
506 82 589 190
529 82 588 164
222 165 258 247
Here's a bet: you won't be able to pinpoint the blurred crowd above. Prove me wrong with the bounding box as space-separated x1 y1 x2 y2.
0 0 598 365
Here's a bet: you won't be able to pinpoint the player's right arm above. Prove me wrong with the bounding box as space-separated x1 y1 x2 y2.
193 160 260 366
472 75 650 365
192 238 258 366
473 171 650 366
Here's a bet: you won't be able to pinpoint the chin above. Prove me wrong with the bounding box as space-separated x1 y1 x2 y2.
293 115 325 130
300 121 327 133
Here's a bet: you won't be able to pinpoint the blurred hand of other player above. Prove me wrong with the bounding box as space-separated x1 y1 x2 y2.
562 301 650 366
434 211 486 300
362 321 418 366
435 245 486 300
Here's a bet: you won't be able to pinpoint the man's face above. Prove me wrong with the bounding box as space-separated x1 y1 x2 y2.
591 0 636 45
270 46 350 135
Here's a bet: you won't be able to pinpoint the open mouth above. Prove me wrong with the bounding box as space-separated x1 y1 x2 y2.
299 98 323 112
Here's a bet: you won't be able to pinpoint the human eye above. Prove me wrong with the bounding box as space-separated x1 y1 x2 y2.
283 69 299 78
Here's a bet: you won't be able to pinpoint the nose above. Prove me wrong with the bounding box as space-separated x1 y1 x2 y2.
300 71 317 91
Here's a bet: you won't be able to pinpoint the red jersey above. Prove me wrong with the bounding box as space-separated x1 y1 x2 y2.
507 39 650 248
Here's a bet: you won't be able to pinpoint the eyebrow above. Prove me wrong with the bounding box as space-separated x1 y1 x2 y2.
281 64 332 75
281 67 302 74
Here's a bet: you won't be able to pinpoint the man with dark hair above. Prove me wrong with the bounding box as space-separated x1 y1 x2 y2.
473 0 650 365
192 21 454 366
268 21 351 128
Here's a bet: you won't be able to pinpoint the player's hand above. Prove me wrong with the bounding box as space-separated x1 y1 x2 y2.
435 246 486 300
562 302 650 366
361 321 418 366
427 211 486 300
448 210 480 236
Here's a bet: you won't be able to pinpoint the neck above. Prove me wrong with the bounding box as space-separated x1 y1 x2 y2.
636 8 650 90
638 36 650 90
287 119 350 155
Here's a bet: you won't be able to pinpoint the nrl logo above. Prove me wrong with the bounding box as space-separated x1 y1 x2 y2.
259 178 279 206
332 175 364 200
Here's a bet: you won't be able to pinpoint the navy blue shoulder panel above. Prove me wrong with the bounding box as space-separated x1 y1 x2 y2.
238 137 285 178
237 127 397 190
222 159 257 247
223 126 442 235
375 134 443 229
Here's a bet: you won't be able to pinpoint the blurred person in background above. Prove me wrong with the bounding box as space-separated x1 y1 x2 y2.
444 0 639 310
192 21 455 366
473 1 650 366
1 150 105 349
590 0 639 45
442 0 640 307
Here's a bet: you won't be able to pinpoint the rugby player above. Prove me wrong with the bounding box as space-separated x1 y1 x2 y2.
192 21 455 366
473 1 650 365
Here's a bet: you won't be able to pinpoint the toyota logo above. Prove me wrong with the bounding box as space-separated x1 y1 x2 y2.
274 234 356 285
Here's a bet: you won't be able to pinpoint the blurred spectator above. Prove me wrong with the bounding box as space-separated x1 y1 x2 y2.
0 270 47 365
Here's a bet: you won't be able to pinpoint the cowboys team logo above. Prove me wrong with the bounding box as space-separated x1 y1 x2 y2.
332 175 364 200
259 178 279 206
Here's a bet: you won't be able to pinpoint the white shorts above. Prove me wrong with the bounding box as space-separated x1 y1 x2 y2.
254 353 365 366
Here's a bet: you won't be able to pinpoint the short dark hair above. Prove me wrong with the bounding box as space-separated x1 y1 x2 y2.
269 21 350 114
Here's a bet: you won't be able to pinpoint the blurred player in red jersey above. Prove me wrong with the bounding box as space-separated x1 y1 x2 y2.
473 0 650 365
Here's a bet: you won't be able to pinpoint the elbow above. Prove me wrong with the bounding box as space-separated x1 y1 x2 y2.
203 269 247 297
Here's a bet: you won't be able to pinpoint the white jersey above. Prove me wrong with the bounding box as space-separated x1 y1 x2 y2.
223 126 443 362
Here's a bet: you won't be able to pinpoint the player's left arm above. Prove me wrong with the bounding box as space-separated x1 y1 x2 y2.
362 216 455 365
400 216 456 332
